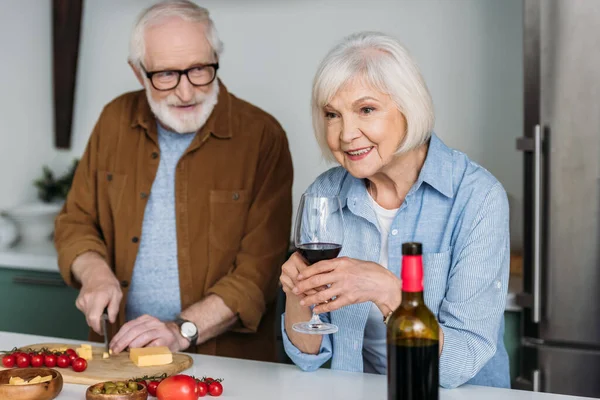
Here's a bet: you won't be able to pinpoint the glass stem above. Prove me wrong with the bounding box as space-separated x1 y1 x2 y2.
308 312 323 328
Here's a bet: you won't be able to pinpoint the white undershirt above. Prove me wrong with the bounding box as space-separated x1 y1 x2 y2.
363 192 399 374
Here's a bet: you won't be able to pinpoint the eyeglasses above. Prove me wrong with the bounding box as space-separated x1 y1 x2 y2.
141 63 219 91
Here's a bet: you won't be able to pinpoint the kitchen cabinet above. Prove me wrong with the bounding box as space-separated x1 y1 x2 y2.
0 267 88 340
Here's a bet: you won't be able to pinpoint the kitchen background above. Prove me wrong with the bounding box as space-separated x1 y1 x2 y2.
0 0 528 392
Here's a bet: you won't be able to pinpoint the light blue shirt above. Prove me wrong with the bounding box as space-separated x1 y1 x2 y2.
282 133 510 389
126 124 196 322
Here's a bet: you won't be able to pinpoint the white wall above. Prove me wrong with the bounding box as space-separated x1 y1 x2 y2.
0 0 523 249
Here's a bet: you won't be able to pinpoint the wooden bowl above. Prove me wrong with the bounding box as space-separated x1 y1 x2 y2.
0 368 63 400
86 381 148 400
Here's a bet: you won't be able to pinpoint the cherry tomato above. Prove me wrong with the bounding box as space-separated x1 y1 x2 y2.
66 348 77 356
44 354 57 368
56 354 70 368
30 354 44 368
204 377 214 385
68 353 78 363
147 380 160 397
156 374 197 400
196 381 208 397
16 353 31 368
71 357 87 372
2 355 15 368
208 381 223 397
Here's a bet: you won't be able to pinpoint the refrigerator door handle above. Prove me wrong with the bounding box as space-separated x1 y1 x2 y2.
532 369 541 392
533 124 542 323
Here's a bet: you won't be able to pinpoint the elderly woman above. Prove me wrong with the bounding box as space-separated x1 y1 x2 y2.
279 31 510 389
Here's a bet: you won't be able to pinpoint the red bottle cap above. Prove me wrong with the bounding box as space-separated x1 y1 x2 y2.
401 242 423 292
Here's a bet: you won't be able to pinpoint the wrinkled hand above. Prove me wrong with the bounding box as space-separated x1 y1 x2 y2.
293 257 401 314
74 255 122 335
279 252 322 299
109 315 189 354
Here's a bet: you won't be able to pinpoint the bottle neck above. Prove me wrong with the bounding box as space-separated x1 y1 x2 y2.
401 255 423 292
401 290 425 307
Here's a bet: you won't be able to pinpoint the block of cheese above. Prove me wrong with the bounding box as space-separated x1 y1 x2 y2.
81 344 92 350
76 346 93 360
102 352 109 359
129 346 173 367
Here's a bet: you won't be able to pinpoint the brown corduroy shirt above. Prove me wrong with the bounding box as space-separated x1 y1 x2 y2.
54 81 293 361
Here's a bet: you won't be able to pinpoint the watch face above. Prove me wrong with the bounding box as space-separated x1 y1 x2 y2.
181 321 197 338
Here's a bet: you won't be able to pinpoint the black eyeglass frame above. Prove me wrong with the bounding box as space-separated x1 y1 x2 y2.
141 63 220 91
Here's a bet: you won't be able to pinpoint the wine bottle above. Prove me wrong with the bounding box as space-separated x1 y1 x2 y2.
386 242 439 400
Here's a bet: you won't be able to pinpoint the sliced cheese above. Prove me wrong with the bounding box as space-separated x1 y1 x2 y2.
76 346 93 360
102 352 109 359
129 346 172 367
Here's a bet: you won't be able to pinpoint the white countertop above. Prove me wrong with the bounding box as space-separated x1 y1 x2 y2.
0 331 591 400
0 241 59 273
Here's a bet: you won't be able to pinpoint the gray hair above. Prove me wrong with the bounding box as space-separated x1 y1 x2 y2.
312 31 434 161
128 0 224 67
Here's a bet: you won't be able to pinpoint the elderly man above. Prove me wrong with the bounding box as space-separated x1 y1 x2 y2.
54 0 293 362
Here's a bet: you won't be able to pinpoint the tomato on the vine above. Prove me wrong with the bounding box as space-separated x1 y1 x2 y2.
71 357 87 372
156 375 197 400
2 355 15 368
196 381 208 397
208 381 223 397
147 380 160 397
66 348 77 356
44 354 57 368
56 354 70 368
16 353 30 368
30 354 44 368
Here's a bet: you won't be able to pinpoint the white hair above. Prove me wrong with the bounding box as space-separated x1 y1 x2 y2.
312 31 435 161
128 0 224 67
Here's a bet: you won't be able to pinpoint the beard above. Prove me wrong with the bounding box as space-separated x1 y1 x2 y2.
146 80 219 134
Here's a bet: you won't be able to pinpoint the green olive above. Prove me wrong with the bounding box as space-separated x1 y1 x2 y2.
116 381 126 387
105 387 115 395
104 382 116 389
128 381 138 390
91 387 102 394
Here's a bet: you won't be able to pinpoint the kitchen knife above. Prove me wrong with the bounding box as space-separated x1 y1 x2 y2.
102 306 110 355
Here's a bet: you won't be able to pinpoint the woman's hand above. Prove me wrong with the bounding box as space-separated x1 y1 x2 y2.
293 257 402 315
279 252 321 299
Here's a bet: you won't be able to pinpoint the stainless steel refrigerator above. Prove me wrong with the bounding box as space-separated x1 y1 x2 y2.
515 0 600 397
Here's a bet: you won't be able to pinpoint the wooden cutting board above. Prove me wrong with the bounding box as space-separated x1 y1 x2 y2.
1 343 193 386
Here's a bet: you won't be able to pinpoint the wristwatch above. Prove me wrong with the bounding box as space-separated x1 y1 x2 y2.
174 317 198 351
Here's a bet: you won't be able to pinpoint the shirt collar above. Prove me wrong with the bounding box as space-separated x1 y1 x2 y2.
413 133 455 198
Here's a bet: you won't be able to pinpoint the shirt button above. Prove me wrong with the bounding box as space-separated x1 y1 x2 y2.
151 152 159 159
107 173 113 182
232 192 240 201
140 192 148 199
391 229 398 236
120 280 129 288
496 280 502 289
132 236 139 243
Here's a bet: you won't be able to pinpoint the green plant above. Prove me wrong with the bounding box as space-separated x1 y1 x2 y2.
33 159 79 203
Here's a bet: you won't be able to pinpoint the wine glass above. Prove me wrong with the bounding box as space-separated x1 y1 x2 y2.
292 193 344 335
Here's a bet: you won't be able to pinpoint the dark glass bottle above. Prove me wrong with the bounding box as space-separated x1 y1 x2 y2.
386 242 440 400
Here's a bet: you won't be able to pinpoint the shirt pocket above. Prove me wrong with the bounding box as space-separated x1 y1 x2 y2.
422 248 452 313
97 170 128 215
209 189 251 250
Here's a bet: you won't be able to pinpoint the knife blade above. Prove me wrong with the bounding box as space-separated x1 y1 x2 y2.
101 306 110 355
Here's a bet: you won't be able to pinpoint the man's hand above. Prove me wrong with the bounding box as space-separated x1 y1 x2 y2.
72 252 122 335
109 315 189 354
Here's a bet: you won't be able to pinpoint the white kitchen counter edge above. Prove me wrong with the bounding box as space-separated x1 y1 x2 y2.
0 331 593 400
